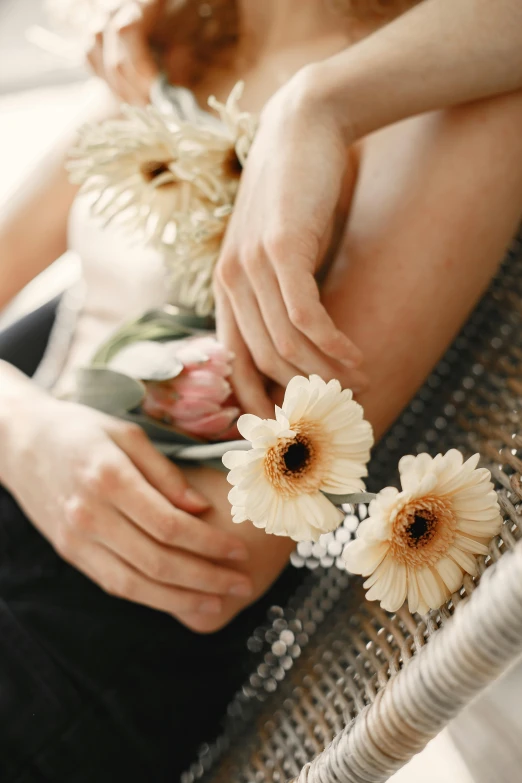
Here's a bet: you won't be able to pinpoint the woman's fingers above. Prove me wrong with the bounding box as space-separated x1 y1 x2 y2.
88 506 253 596
85 1 161 104
229 289 301 388
217 259 301 383
217 253 369 395
214 284 274 418
240 258 369 392
102 23 146 105
72 540 225 617
275 257 364 367
106 4 159 104
87 426 250 562
111 460 249 562
114 6 159 100
85 30 106 81
108 420 210 513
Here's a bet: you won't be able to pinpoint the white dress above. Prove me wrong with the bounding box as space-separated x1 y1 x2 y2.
35 82 221 398
37 193 169 398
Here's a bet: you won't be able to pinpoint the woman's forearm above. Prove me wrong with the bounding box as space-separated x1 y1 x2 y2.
0 160 77 311
315 0 522 142
0 81 117 311
0 361 51 486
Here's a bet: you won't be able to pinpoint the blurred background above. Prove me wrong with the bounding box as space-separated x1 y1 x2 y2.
0 0 88 200
0 0 92 326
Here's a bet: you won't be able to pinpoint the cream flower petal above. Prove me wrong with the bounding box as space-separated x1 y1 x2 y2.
452 534 489 555
364 557 407 612
381 562 408 613
436 453 481 495
222 449 250 470
347 451 501 614
416 567 448 611
68 84 254 316
237 414 264 440
398 452 434 491
354 515 392 543
285 386 312 424
447 545 479 577
223 375 373 541
362 556 392 592
457 518 502 536
407 569 430 616
406 568 421 614
231 506 250 524
434 556 464 593
343 538 389 576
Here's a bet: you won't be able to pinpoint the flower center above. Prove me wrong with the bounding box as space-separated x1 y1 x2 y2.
390 495 457 568
407 513 432 544
264 422 328 497
282 438 311 474
223 148 243 178
140 160 174 185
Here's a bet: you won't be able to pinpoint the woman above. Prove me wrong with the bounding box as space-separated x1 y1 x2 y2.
0 1 522 780
88 0 522 416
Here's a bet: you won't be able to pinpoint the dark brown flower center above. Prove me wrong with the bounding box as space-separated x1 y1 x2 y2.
140 160 173 183
264 422 327 497
282 438 311 474
391 495 457 568
406 513 434 547
223 148 243 178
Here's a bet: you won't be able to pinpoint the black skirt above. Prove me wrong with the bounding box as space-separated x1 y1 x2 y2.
0 306 303 782
0 487 302 783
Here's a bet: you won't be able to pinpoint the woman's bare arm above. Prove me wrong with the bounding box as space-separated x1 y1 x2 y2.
0 157 78 310
179 88 522 634
321 0 522 142
0 83 117 312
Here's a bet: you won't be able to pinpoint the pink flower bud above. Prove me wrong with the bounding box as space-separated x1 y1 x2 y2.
142 336 239 440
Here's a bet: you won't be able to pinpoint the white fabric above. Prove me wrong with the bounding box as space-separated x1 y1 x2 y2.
48 193 168 397
39 80 220 397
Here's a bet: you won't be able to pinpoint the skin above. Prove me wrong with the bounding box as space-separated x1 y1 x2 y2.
1 2 522 634
85 0 522 414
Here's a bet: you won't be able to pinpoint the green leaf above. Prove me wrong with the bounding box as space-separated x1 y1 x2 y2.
75 367 145 414
91 307 215 367
106 340 185 382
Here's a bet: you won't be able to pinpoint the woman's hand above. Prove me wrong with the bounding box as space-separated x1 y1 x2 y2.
2 393 253 620
214 67 369 418
86 0 165 104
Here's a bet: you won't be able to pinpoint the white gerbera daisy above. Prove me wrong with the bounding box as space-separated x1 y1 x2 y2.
208 81 258 166
343 450 502 614
68 102 241 245
222 375 374 542
165 206 229 316
67 84 254 314
68 82 253 236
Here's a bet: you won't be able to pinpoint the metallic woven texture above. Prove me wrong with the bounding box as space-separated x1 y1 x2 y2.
182 234 522 783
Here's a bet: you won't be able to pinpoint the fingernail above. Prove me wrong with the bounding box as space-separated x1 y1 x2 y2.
199 598 222 615
229 582 253 598
227 548 249 561
183 488 211 509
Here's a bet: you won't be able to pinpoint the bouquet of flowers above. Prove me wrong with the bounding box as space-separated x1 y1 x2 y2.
70 80 257 466
69 79 503 617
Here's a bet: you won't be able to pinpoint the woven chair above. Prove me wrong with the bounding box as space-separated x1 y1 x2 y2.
182 233 522 783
